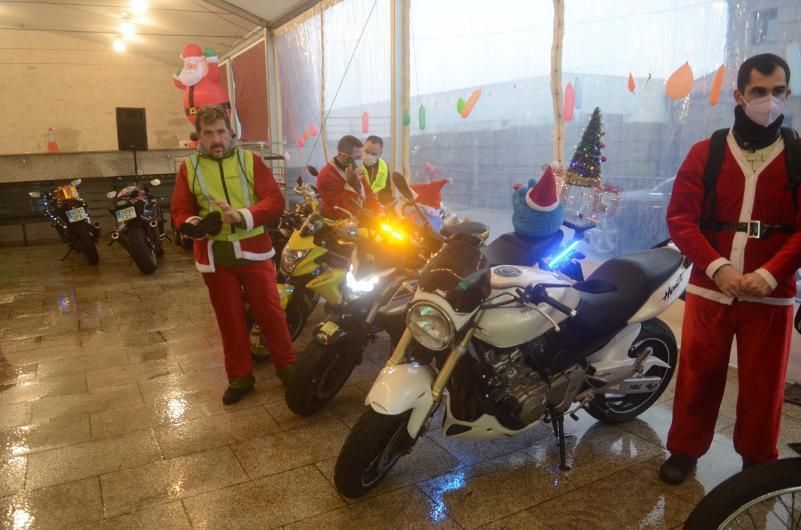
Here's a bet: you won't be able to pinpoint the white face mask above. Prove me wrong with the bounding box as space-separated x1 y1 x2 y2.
363 154 378 167
743 94 785 127
353 158 364 169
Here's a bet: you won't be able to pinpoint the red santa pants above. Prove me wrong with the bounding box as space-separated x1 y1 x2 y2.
202 260 296 381
667 293 792 464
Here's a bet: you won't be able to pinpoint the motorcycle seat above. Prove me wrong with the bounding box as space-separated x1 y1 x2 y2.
440 221 489 238
572 247 682 335
482 231 564 267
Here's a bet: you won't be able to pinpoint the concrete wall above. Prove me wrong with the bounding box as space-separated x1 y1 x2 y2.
0 31 192 155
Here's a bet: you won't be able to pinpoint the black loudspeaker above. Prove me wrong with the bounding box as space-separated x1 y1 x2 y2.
116 107 148 151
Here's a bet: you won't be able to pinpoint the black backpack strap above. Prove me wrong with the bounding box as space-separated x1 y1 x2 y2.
702 129 730 227
781 127 801 214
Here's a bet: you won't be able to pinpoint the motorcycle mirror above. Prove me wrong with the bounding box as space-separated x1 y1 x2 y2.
392 172 415 202
70 178 82 187
150 179 161 187
106 191 117 199
306 165 318 177
28 191 41 198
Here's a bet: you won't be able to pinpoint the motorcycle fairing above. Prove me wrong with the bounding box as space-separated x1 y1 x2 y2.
365 362 434 438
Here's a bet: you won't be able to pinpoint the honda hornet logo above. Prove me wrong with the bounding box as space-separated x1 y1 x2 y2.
662 272 684 302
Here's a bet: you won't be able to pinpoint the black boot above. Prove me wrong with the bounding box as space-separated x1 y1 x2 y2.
659 454 697 485
222 386 253 405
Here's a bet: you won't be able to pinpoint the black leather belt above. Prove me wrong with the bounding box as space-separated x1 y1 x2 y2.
703 221 795 239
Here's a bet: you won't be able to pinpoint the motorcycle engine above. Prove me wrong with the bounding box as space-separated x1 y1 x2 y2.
482 340 549 425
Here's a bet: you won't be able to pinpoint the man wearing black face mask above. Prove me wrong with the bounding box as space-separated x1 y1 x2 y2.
661 54 801 485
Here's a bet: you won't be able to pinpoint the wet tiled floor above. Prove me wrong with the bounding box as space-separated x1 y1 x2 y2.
1 243 800 529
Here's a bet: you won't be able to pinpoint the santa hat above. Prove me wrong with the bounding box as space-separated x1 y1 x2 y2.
524 166 559 212
410 178 452 209
181 44 203 60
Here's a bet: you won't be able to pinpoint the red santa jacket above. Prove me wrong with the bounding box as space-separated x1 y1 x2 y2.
317 160 380 219
667 131 801 305
171 150 284 272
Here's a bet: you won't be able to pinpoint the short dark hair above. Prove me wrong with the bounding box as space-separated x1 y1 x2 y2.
337 135 363 154
365 135 383 147
195 105 232 133
737 53 791 93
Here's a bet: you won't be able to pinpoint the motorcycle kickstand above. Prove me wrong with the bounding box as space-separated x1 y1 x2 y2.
550 414 572 471
60 247 73 261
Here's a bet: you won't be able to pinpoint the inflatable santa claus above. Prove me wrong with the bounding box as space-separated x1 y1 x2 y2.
173 44 230 125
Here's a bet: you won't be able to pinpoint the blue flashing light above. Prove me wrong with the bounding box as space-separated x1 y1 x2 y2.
547 240 580 270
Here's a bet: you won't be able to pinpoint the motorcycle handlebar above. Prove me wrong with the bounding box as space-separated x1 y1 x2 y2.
518 284 577 318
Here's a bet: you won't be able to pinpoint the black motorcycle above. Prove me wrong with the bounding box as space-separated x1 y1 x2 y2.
28 179 100 265
107 179 165 274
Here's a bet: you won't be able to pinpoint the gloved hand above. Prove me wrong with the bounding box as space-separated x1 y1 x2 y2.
345 166 362 192
180 211 222 239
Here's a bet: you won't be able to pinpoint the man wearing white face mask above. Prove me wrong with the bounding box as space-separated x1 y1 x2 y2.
317 135 380 219
661 53 801 485
361 136 393 205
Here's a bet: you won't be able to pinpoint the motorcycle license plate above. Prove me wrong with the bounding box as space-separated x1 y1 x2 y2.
320 321 340 337
65 207 88 223
115 206 137 223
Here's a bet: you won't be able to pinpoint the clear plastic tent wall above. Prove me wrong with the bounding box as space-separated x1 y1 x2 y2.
404 0 801 258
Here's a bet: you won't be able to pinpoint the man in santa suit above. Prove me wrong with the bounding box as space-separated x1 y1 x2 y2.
171 105 295 405
317 135 381 219
173 44 230 125
661 54 799 484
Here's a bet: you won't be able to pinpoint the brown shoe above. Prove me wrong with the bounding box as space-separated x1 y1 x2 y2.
659 454 697 485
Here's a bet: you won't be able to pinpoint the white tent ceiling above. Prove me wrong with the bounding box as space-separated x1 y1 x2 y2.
0 0 317 65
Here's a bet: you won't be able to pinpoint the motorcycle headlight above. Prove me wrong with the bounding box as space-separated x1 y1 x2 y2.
345 269 380 299
406 303 454 351
280 247 311 276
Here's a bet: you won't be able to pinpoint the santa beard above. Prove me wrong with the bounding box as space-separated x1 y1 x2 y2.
178 61 206 86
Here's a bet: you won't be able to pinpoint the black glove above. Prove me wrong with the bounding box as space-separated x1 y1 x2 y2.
180 211 222 238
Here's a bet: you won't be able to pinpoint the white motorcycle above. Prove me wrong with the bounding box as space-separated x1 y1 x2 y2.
334 236 691 498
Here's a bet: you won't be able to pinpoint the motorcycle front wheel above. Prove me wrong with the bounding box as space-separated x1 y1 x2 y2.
586 318 677 423
128 225 157 274
73 222 99 265
684 458 801 530
285 339 359 416
334 409 413 499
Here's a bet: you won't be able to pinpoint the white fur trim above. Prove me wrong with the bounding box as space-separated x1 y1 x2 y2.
238 208 254 231
186 216 202 223
686 284 733 305
241 249 275 261
754 267 778 290
705 257 731 281
206 56 219 63
524 192 559 212
195 240 216 273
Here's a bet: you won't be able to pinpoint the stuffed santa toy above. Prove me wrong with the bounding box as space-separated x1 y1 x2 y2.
173 44 230 125
512 166 564 238
408 178 452 232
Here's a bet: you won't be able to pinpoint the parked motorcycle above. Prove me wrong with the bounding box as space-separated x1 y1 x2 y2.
28 179 100 265
684 444 801 529
269 167 321 275
107 180 165 274
333 233 690 498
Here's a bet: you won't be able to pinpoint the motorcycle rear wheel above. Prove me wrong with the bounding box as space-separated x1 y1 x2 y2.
683 458 801 530
74 223 99 265
586 318 677 423
285 339 359 416
334 409 413 498
128 225 157 275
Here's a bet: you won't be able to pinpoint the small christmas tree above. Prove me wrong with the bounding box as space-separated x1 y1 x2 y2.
565 107 605 187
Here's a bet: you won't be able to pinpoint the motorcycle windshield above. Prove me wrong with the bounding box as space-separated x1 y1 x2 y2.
418 240 489 313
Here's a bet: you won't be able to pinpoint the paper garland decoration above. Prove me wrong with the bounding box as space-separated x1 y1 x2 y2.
456 97 465 114
460 90 481 118
403 110 411 126
418 105 426 130
563 82 575 122
308 124 318 136
628 73 636 94
295 137 305 148
666 62 694 100
362 112 369 134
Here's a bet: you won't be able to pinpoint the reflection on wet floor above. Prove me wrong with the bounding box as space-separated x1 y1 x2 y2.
0 242 798 528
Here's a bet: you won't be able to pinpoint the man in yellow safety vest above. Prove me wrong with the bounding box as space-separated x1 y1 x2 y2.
362 135 393 205
171 105 296 404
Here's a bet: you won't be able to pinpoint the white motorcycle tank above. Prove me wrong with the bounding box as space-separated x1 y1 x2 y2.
473 266 580 349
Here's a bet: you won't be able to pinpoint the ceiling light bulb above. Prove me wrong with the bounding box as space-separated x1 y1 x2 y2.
130 0 148 14
120 21 135 37
113 38 126 52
